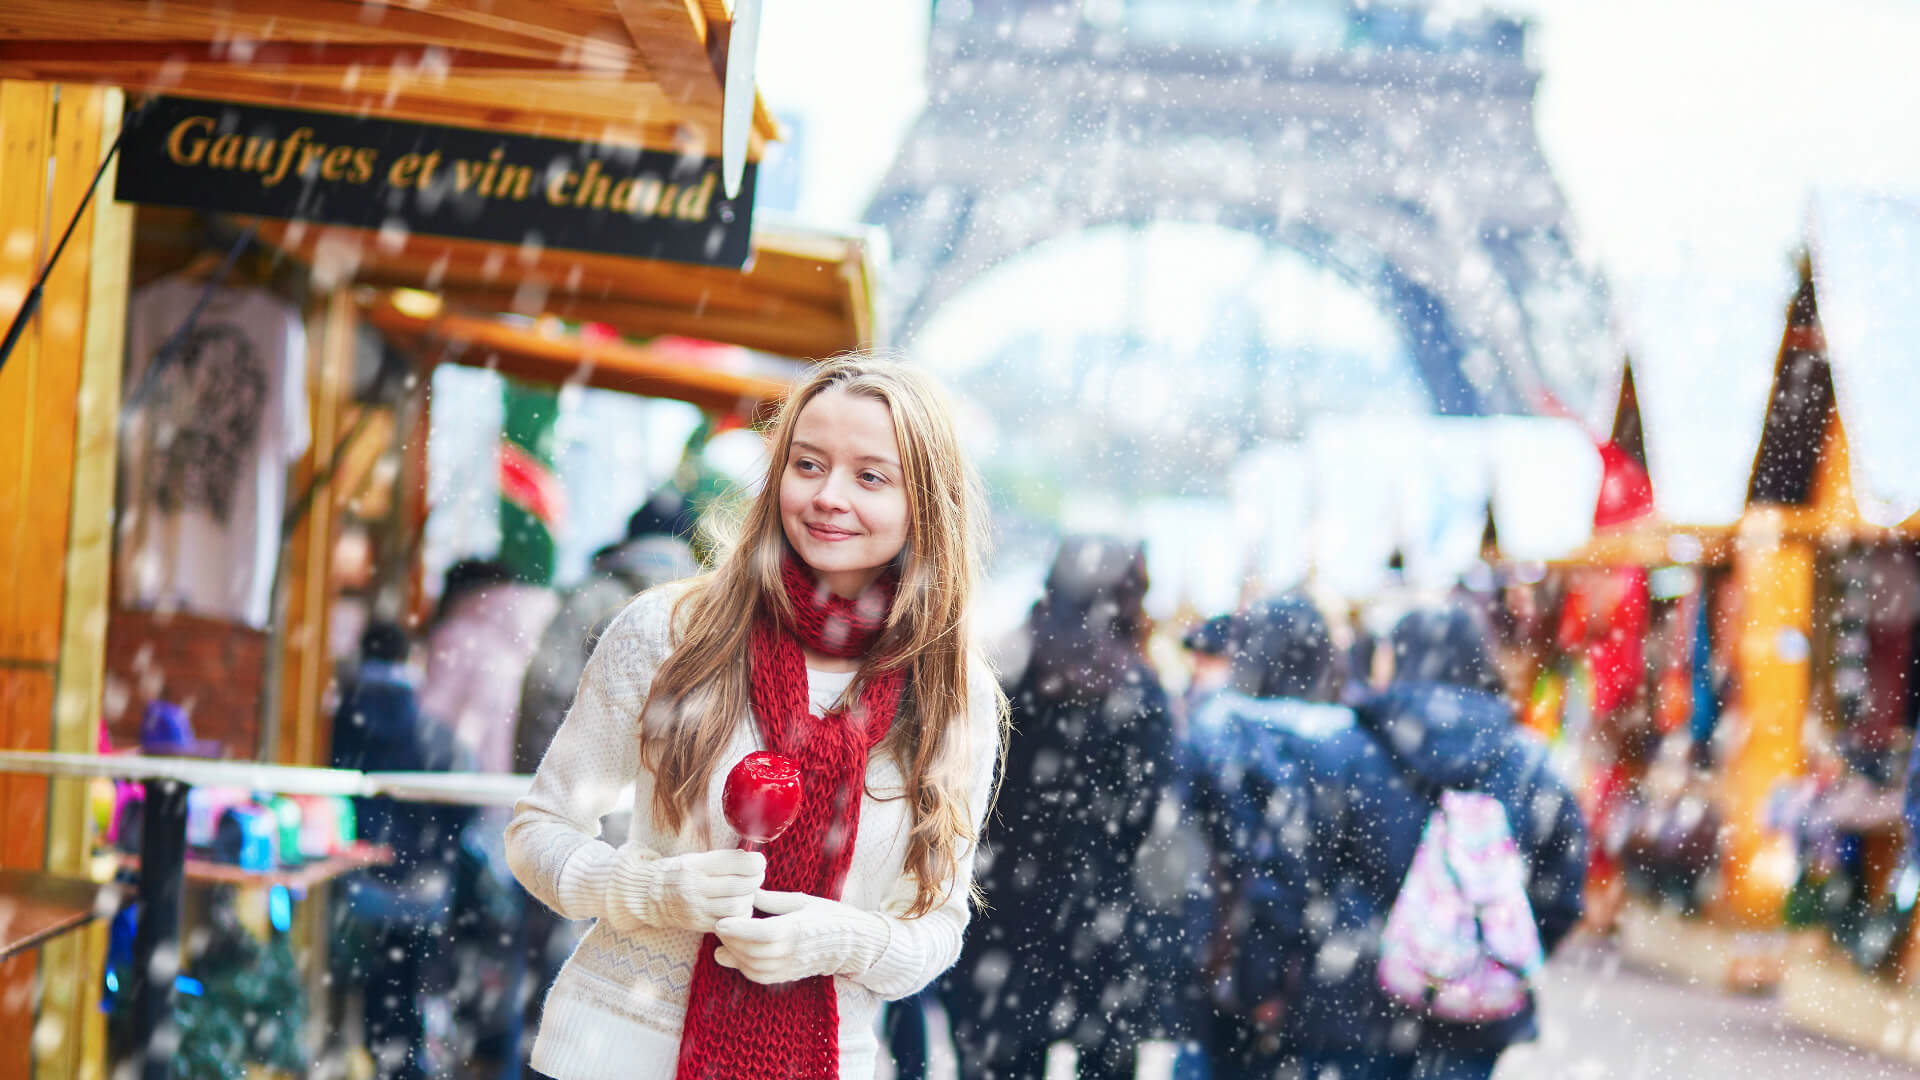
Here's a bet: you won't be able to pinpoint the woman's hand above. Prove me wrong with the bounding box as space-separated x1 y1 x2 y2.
606 849 765 934
711 890 890 984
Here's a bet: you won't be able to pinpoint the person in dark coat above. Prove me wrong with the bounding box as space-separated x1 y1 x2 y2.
1185 594 1352 1078
1295 604 1587 1080
944 536 1181 1080
330 620 465 1080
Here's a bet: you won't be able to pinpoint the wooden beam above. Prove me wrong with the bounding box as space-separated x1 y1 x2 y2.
439 288 857 360
367 302 791 413
40 70 709 151
613 0 723 113
0 40 568 73
0 0 586 63
249 220 866 357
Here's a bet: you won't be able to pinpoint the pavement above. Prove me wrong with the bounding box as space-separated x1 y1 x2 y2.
1496 935 1920 1079
910 932 1920 1079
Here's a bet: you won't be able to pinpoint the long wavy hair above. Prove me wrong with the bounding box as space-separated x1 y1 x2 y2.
639 356 1005 916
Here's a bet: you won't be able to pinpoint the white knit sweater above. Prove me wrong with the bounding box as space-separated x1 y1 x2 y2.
505 584 1001 1080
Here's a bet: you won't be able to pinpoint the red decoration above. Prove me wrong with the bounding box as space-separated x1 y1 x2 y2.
1592 440 1655 530
723 751 804 849
499 439 567 529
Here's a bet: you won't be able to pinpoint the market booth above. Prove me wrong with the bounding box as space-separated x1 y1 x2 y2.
1503 196 1920 1010
1748 193 1920 1058
0 3 883 1076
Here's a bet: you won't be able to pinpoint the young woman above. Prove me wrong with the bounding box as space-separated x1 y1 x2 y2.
505 356 1007 1080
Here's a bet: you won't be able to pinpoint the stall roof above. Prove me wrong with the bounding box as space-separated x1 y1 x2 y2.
262 213 884 360
0 0 775 153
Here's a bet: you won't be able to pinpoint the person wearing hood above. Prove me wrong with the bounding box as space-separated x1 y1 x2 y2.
1180 613 1243 723
1296 603 1586 1080
943 536 1182 1080
514 506 700 775
1186 594 1355 1078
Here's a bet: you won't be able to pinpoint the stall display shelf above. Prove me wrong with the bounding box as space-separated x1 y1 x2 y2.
0 750 533 1080
0 868 124 960
112 843 393 891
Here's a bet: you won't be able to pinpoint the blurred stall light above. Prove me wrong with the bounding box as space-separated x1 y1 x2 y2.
1460 561 1497 594
703 426 770 495
1648 565 1698 602
1897 862 1920 913
1511 560 1548 586
390 288 442 320
1666 532 1705 565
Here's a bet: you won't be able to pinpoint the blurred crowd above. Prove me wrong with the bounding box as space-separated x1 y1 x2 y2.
941 536 1588 1080
329 513 1587 1080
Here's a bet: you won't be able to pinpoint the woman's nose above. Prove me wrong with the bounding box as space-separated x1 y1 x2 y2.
812 470 853 509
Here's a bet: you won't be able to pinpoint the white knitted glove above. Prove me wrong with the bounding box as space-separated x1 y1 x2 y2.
606 849 765 934
712 889 891 985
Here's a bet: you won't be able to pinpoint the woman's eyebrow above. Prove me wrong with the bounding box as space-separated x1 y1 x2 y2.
792 440 900 468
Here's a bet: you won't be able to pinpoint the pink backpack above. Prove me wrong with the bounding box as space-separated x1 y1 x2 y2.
1376 790 1544 1022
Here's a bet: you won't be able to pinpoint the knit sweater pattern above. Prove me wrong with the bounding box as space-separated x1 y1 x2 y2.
505 584 1001 1080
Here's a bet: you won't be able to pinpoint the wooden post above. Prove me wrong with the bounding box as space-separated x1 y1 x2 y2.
1717 512 1813 927
271 288 354 769
0 80 131 1080
39 84 130 1080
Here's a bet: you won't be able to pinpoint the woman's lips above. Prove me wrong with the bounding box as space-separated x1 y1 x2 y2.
806 522 858 542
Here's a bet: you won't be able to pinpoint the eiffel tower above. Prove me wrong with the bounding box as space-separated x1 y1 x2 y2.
867 0 1616 419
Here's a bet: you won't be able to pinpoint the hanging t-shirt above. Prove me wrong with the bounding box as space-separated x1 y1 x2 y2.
117 277 310 628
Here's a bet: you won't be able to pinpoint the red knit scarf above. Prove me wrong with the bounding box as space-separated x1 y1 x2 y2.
674 551 903 1080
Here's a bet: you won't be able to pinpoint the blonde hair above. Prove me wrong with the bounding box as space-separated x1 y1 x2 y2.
639 355 1005 916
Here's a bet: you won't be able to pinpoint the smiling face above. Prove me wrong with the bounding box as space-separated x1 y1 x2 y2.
778 387 911 597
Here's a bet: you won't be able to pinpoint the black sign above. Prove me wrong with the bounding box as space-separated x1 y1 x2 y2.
116 96 755 268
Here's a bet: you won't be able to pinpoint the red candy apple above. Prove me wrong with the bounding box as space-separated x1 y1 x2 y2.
723 751 803 850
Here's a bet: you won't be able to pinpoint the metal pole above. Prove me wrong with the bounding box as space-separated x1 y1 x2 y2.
129 778 189 1080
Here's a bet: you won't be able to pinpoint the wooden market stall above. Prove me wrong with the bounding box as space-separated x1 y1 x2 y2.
1523 200 1920 1008
0 2 884 1076
1743 194 1920 1057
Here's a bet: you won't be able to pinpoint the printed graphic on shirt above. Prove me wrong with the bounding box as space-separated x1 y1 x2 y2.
144 322 269 523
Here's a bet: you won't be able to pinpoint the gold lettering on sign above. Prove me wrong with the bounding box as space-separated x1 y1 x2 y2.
677 174 715 220
147 105 733 244
262 129 313 189
241 136 275 172
388 153 421 188
208 133 243 170
495 164 534 201
165 116 214 166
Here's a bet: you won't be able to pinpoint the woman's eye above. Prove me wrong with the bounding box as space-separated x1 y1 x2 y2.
860 471 886 486
795 459 822 473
